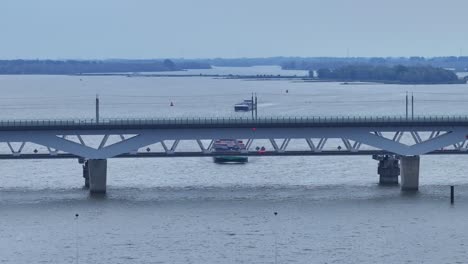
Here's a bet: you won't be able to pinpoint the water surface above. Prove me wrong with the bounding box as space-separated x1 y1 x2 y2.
1 68 468 263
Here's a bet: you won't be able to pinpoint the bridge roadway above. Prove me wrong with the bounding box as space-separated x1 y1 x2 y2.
0 115 468 157
2 115 468 130
1 115 468 193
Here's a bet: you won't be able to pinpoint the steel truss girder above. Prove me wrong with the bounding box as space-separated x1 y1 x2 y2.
1 149 468 160
0 126 466 158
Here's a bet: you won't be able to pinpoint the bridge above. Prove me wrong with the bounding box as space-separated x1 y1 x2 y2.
2 116 468 193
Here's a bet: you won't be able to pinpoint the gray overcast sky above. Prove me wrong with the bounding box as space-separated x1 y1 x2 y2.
1 0 467 59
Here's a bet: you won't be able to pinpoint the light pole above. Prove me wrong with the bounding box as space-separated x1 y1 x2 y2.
405 91 408 120
95 95 100 124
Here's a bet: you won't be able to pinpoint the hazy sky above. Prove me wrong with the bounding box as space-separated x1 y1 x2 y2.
1 0 467 59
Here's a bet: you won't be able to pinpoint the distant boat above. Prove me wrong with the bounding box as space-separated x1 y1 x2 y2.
234 99 254 111
212 139 248 164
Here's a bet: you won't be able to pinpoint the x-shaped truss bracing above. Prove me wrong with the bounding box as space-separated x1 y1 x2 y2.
0 127 467 159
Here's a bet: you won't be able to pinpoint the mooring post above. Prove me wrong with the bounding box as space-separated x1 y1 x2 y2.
451 185 454 204
273 211 278 264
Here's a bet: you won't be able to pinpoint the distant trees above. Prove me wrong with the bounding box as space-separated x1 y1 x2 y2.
163 59 176 70
315 65 462 84
281 57 468 72
315 68 332 79
0 59 211 75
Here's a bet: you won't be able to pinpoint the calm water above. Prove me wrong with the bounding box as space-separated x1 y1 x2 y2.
1 66 468 263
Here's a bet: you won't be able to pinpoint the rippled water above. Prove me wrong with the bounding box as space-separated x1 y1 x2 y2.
1 66 468 263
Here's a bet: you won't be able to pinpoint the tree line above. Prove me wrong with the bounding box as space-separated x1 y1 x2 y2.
316 65 463 84
0 59 211 74
188 56 468 70
281 57 468 72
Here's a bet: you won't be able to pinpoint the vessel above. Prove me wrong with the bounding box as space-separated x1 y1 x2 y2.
234 99 253 111
212 139 248 164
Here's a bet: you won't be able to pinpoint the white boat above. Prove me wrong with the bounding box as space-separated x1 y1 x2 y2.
234 99 253 111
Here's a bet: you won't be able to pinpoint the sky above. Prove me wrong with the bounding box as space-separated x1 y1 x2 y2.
1 0 467 59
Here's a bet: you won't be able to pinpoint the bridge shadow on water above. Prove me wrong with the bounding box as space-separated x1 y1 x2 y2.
1 183 467 205
88 192 107 200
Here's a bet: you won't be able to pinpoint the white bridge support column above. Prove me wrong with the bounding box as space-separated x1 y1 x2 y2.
400 156 420 191
88 159 107 194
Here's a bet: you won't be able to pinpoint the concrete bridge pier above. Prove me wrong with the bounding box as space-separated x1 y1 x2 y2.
87 159 107 194
82 161 89 189
374 155 400 185
400 156 420 191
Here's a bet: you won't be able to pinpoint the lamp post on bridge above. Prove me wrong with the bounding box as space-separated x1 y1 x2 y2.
251 93 258 120
251 93 254 120
406 92 408 120
95 94 100 124
255 93 258 120
405 92 415 120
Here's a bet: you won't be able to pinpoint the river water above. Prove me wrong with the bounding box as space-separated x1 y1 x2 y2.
1 66 468 263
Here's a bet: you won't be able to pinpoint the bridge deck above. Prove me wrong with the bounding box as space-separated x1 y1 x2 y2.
0 116 467 158
1 116 468 131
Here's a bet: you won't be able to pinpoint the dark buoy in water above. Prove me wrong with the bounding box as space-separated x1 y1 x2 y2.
274 212 278 216
286 89 289 93
75 213 79 218
170 102 174 107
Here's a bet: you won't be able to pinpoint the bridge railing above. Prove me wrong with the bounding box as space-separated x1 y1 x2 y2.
1 116 468 127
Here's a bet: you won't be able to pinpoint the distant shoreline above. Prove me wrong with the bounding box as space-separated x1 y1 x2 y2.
314 65 467 85
0 60 465 85
0 72 464 85
0 59 211 75
68 73 467 85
